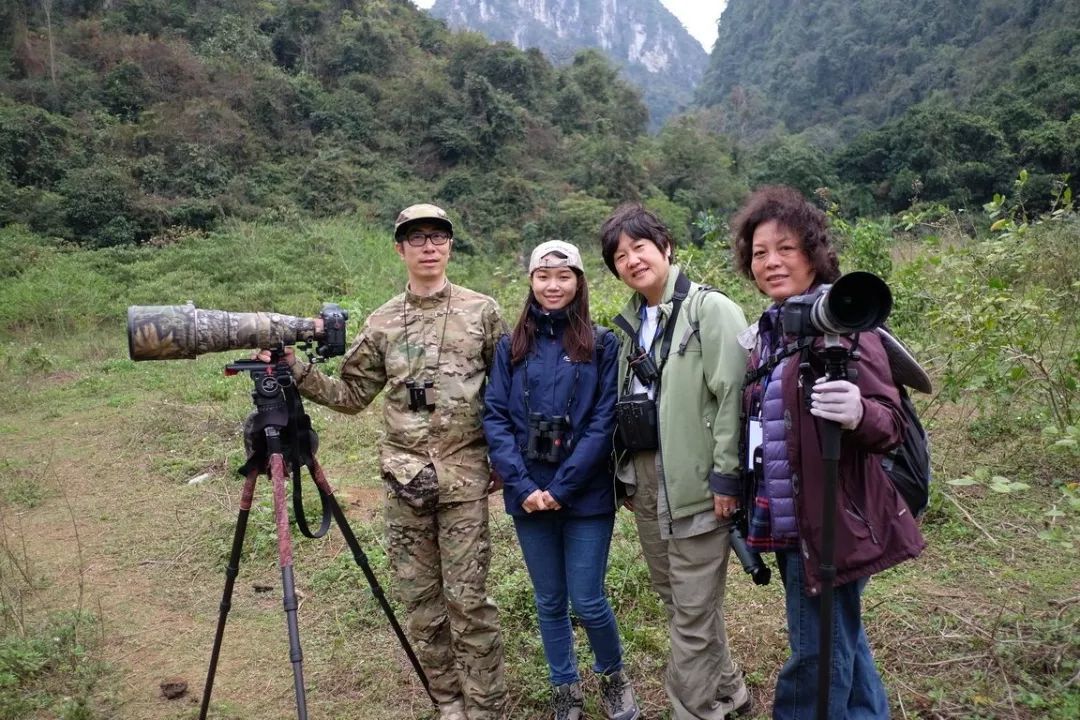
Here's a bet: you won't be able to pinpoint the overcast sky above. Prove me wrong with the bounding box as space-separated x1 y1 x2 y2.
410 1 727 52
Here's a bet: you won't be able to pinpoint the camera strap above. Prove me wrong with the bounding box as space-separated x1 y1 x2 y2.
744 337 813 387
287 388 332 539
613 270 691 392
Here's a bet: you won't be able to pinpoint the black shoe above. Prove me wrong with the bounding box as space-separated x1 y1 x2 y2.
718 684 752 718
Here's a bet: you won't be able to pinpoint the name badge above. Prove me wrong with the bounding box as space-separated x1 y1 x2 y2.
747 416 763 468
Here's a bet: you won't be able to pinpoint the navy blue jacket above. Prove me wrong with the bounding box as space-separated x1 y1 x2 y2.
483 305 620 517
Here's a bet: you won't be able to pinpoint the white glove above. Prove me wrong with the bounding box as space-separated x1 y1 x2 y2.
810 378 864 430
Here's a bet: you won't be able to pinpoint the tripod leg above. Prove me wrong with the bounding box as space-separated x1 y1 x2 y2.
199 470 258 720
309 461 437 707
270 450 309 720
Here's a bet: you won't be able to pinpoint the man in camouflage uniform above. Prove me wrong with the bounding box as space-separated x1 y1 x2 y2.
283 204 508 720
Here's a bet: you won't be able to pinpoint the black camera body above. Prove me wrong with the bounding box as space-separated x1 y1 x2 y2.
405 378 436 412
781 271 892 337
525 413 570 463
614 393 659 451
316 303 349 359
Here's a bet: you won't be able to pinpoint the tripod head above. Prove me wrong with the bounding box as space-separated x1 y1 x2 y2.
225 348 321 506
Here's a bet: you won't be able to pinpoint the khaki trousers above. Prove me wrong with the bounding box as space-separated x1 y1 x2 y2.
385 495 506 719
631 452 745 720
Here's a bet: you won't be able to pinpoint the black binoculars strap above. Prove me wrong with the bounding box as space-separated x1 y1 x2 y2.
744 337 813 387
520 356 580 421
613 270 692 394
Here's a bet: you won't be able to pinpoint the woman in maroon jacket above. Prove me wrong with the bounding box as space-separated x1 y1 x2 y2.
731 186 924 719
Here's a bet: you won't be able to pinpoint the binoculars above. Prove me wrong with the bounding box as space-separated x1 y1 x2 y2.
525 413 570 463
405 378 436 412
627 346 660 386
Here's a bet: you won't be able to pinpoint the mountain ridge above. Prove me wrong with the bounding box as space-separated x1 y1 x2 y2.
429 0 708 129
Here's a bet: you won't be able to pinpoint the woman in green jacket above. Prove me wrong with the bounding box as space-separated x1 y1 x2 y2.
600 204 751 720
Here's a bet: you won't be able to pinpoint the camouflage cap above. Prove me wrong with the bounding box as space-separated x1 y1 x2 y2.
394 203 454 240
528 240 584 274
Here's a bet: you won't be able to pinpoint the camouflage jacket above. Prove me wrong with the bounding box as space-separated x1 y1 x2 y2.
293 282 507 503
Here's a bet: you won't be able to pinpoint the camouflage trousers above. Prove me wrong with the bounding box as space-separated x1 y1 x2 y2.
385 494 507 719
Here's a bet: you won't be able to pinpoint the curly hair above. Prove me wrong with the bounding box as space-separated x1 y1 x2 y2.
599 203 675 277
731 185 839 285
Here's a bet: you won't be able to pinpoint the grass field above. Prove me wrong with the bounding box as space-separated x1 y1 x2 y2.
0 216 1077 719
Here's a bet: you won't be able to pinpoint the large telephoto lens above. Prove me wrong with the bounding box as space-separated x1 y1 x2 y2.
127 303 319 361
811 271 892 335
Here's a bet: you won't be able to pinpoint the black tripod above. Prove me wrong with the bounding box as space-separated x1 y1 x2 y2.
198 351 435 719
809 338 858 720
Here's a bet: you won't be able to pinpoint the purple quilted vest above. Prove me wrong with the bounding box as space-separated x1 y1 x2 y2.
760 361 798 540
754 305 799 542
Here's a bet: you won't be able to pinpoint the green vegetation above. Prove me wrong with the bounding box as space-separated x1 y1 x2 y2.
1 1 1078 718
0 1 662 249
698 0 1080 213
5 1 1075 247
1 187 1078 717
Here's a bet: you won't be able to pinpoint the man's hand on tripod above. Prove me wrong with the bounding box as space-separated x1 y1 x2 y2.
254 346 298 367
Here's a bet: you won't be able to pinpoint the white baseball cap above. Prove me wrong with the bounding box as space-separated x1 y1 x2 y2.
528 240 584 274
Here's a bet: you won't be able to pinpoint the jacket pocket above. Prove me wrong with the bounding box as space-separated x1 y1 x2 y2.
843 497 879 545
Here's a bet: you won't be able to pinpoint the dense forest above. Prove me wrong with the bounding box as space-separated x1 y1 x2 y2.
3 0 1076 252
429 0 709 130
699 0 1080 211
1 0 665 249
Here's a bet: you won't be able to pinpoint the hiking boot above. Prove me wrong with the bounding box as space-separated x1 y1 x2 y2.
552 681 584 720
599 670 640 720
438 698 468 720
718 683 752 718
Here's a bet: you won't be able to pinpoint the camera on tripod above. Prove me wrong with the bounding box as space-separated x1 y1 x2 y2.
525 413 570 463
405 378 436 412
126 302 350 363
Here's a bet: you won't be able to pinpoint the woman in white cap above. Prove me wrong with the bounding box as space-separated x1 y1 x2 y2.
483 241 640 720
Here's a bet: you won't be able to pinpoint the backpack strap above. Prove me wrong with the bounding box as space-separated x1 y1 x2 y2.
677 284 731 356
611 314 635 340
657 270 691 367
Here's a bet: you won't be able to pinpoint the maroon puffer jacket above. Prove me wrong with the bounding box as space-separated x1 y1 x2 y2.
778 331 925 595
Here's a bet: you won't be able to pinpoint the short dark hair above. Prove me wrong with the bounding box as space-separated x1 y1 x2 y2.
599 203 675 276
731 185 839 284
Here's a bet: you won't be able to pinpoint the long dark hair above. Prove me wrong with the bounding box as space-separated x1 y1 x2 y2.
510 271 594 364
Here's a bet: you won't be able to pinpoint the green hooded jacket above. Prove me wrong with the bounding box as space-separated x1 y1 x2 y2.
614 266 748 519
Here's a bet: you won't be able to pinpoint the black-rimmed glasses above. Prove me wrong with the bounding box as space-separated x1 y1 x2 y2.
403 231 451 247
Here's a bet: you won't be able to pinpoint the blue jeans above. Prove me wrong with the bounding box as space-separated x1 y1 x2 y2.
513 513 623 685
774 551 890 720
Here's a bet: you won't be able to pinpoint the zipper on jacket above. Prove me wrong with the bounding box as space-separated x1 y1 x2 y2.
655 369 675 536
845 497 880 545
